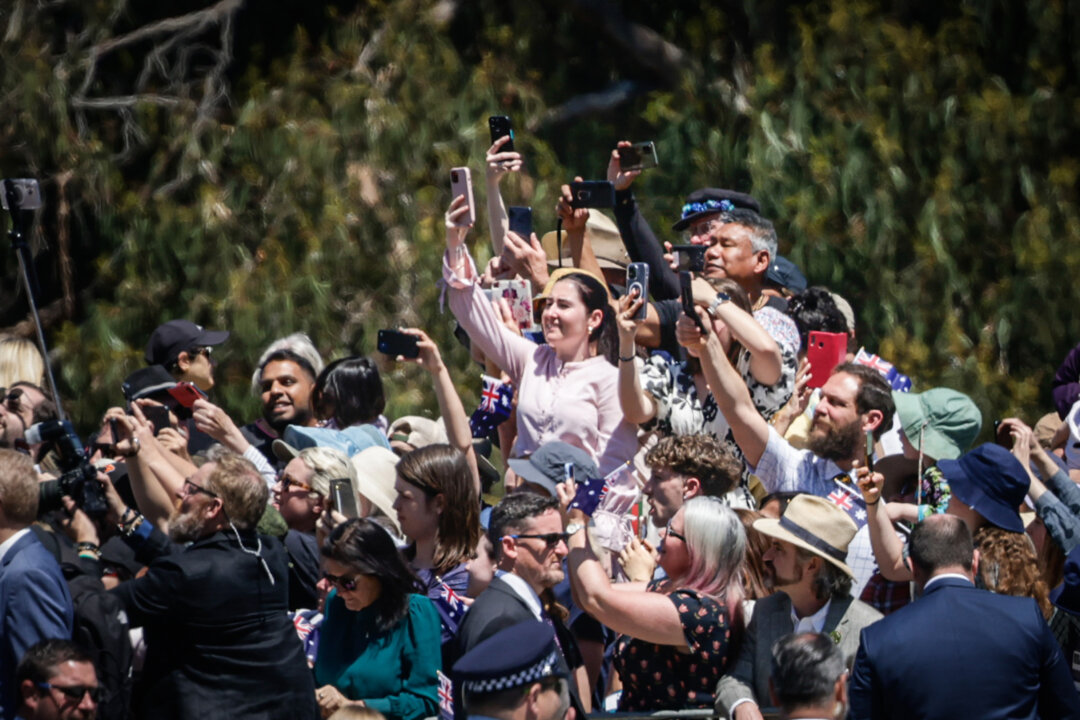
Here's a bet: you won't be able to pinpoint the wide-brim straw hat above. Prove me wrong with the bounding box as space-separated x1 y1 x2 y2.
753 494 858 577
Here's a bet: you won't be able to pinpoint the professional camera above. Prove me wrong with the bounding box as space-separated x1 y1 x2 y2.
26 420 108 517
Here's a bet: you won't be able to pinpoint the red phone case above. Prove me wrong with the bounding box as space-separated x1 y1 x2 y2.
806 332 848 389
167 382 204 408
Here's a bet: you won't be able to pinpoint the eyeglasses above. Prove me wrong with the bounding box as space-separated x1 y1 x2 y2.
681 217 724 244
665 521 687 544
279 474 315 494
189 346 213 359
505 532 573 550
36 682 104 704
183 478 219 499
323 571 360 592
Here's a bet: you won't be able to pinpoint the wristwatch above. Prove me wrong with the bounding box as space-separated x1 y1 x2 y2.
566 522 586 536
709 291 731 316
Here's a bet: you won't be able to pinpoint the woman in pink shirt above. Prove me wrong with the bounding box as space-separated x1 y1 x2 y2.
443 194 637 477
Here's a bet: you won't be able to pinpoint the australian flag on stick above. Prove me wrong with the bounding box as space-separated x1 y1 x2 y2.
854 347 912 392
470 374 514 438
827 476 868 529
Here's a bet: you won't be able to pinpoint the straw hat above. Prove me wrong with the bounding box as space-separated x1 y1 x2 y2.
753 495 858 577
539 211 629 270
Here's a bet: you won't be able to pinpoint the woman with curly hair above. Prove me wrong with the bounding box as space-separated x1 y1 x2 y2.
974 525 1053 620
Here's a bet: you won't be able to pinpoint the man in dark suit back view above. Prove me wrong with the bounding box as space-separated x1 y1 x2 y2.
849 514 1080 719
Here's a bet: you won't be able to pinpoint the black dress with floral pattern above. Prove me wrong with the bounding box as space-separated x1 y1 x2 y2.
612 588 734 711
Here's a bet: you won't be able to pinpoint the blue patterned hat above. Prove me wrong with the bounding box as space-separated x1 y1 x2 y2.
672 187 761 231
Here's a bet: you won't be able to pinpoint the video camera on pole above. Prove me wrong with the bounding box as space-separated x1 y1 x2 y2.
2 179 104 516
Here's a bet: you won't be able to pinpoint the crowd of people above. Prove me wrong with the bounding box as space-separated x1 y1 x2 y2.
1 131 1080 720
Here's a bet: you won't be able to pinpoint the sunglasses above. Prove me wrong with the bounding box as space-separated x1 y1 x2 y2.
505 532 572 550
279 474 315 494
183 478 219 499
36 682 104 704
323 571 360 592
189 346 213 359
665 521 687 544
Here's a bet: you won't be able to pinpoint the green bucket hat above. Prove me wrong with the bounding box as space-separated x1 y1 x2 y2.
892 387 982 461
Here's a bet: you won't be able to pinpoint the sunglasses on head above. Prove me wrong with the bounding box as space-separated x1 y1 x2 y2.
36 682 104 704
504 531 573 550
323 571 360 592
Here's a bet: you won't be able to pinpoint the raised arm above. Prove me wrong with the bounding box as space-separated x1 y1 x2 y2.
484 135 523 256
556 178 608 288
615 290 657 425
693 277 783 386
609 141 679 300
397 328 481 496
856 466 912 582
682 310 771 466
106 406 185 532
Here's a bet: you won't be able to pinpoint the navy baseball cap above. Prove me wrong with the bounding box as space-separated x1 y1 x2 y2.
145 319 229 366
672 188 761 232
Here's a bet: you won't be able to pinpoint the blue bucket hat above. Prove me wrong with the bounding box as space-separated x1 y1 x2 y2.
937 443 1027 533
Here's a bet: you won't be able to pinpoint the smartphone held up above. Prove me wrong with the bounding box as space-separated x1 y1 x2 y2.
450 167 475 228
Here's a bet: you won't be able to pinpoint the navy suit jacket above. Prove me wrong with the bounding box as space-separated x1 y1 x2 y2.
0 530 73 720
850 576 1080 720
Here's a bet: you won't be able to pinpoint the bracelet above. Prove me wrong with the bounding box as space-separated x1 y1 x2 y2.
78 550 101 561
120 436 141 458
75 541 100 553
120 507 136 525
618 354 636 363
119 511 144 536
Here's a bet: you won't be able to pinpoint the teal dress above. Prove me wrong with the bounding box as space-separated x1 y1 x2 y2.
314 592 441 720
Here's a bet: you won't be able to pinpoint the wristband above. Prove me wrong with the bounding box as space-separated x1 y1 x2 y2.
618 355 636 363
75 541 100 553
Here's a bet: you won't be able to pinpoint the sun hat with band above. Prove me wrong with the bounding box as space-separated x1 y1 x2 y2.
671 188 761 232
753 494 859 577
937 442 1027 533
892 387 982 461
540 211 630 271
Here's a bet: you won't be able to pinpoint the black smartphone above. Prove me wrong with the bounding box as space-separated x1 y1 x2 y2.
617 141 658 172
569 180 615 209
865 430 875 472
626 263 649 320
670 244 707 272
142 405 171 436
329 478 359 519
488 115 514 151
378 329 421 359
508 206 533 237
679 271 707 333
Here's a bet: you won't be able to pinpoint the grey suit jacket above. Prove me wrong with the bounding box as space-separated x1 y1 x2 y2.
716 591 882 717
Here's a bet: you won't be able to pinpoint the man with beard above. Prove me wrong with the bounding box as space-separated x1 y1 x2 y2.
240 337 323 467
689 321 894 592
716 495 881 720
80 448 318 720
15 640 99 720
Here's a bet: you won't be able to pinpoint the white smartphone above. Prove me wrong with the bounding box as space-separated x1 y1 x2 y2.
450 167 475 228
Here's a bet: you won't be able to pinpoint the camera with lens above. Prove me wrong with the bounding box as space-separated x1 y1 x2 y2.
26 420 108 517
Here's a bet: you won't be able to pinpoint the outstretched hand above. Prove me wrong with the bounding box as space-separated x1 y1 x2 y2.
607 141 641 191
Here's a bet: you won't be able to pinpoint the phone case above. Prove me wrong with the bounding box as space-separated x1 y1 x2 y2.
508 206 532 237
377 329 420 358
806 331 848 389
670 244 706 272
569 181 615 209
678 271 706 332
490 279 539 333
167 382 204 408
329 478 359 519
450 167 475 227
488 116 514 151
619 141 658 171
626 263 649 320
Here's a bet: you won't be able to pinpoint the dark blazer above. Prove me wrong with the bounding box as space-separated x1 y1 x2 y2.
450 576 583 719
716 590 881 716
0 530 73 720
849 576 1080 720
111 528 317 720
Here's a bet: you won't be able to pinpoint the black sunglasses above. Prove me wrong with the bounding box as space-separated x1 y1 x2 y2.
36 682 105 704
183 478 219 499
505 531 573 550
323 571 360 592
665 521 687 544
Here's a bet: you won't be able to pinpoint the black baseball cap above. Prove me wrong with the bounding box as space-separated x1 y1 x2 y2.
672 188 761 232
145 320 229 366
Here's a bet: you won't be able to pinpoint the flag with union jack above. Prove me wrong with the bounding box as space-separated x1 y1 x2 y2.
827 477 869 529
469 374 514 438
437 670 454 720
854 347 912 392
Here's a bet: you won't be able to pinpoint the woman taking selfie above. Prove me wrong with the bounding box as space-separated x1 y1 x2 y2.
313 519 440 720
443 193 636 476
565 495 745 711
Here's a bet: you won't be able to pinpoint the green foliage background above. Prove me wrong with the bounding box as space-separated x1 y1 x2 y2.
0 0 1077 437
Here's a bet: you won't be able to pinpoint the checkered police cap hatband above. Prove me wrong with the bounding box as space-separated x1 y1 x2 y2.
462 649 561 694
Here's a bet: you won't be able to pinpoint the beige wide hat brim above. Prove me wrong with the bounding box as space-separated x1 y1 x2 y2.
539 210 630 270
752 494 858 578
